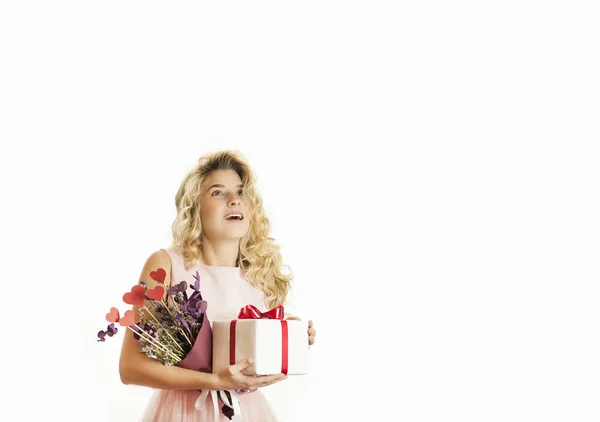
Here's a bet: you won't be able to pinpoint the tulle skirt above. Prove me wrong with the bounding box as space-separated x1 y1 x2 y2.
139 388 280 422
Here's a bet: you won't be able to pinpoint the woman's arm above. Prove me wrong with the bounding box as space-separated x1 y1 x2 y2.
120 331 220 390
119 250 287 391
118 249 220 390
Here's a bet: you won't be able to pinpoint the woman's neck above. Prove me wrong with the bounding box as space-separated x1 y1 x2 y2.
199 240 240 267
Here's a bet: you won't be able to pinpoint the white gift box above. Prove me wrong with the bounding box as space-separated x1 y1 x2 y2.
212 319 309 375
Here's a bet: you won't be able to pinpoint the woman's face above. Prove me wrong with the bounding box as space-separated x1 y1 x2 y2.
199 169 251 241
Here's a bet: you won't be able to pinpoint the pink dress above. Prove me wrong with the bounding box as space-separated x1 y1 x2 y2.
139 247 281 422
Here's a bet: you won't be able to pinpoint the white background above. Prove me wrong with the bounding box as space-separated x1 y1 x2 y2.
1 1 599 421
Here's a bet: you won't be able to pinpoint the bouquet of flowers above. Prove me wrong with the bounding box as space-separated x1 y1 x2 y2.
98 267 240 420
98 268 207 364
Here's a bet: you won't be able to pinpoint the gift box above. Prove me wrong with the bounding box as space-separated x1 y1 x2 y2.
212 305 309 375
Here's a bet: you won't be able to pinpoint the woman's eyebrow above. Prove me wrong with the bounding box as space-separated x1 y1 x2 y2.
208 184 244 190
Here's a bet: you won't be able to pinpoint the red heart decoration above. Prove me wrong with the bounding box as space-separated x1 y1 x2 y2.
105 307 120 323
119 310 135 327
123 285 145 306
150 268 166 284
146 285 165 301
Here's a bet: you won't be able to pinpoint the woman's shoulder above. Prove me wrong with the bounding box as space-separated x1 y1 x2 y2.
148 247 197 277
144 248 172 264
141 248 177 279
148 247 186 263
133 248 174 289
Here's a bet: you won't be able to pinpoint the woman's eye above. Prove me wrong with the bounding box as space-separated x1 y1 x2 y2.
211 190 244 196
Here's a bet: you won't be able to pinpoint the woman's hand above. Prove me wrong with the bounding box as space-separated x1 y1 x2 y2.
214 358 287 391
307 320 316 346
286 316 317 346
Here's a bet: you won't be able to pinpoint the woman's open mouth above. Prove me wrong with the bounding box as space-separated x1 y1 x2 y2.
224 213 244 221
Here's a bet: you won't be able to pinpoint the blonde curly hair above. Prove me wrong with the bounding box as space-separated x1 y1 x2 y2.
170 150 293 309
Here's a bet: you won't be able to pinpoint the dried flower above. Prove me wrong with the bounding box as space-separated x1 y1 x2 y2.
106 323 118 337
97 267 236 419
97 268 207 365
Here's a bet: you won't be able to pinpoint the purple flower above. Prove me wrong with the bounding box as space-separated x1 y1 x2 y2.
143 323 156 337
175 313 192 338
131 325 142 340
167 281 188 300
180 289 207 318
97 330 106 342
191 271 200 291
106 323 118 337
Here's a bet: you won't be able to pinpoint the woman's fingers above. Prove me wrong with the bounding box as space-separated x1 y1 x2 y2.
246 373 287 388
229 358 253 374
283 318 316 345
307 320 316 345
261 375 287 387
308 321 316 337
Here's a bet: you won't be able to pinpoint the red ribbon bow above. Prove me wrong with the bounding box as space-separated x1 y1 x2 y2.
230 304 289 374
238 304 285 320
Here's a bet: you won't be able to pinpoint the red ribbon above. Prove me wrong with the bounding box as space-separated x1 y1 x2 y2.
238 304 285 320
230 305 288 374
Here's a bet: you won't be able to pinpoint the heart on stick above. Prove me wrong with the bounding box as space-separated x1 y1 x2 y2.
119 310 135 327
123 285 145 306
150 268 166 284
105 307 120 323
146 285 165 301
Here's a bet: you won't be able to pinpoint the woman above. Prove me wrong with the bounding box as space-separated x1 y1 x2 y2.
119 150 316 421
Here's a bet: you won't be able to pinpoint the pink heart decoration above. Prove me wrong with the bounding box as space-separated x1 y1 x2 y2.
123 285 145 306
146 285 165 301
105 307 120 323
150 268 166 284
119 310 135 327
